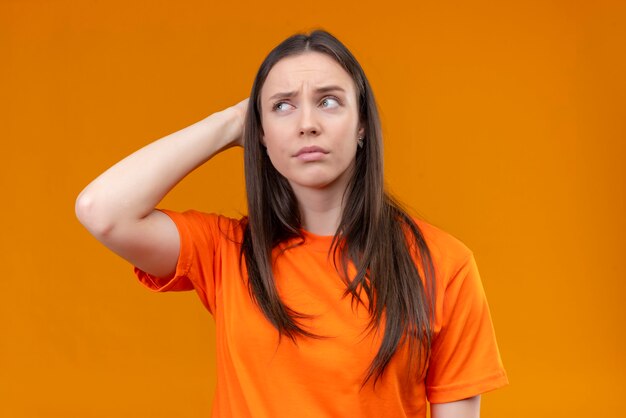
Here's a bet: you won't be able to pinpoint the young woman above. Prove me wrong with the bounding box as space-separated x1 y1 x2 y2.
76 29 508 417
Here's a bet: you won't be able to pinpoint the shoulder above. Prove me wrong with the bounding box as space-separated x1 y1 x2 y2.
411 217 474 281
413 218 472 258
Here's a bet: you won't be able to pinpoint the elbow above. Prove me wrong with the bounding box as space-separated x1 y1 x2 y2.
75 192 115 238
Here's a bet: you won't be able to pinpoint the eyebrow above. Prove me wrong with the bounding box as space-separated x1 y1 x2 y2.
267 85 347 101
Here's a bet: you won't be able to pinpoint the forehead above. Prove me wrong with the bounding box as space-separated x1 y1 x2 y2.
262 52 355 99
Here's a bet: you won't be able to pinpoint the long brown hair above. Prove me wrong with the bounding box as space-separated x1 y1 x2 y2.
240 29 436 387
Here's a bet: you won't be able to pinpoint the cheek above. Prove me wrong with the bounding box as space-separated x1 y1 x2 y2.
260 112 274 146
335 123 359 157
263 136 290 172
263 133 285 154
262 120 290 154
260 118 282 146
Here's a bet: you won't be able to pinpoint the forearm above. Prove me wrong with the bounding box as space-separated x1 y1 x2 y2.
75 108 241 234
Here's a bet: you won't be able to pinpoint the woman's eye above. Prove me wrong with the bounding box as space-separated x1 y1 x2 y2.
272 97 340 112
273 102 292 112
321 97 340 108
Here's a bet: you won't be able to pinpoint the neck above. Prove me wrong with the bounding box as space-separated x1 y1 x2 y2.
290 182 347 236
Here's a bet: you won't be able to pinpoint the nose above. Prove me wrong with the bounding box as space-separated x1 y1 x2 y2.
299 102 320 138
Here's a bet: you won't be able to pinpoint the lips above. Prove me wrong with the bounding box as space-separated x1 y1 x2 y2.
294 146 329 157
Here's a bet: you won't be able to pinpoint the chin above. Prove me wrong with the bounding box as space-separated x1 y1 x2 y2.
288 172 350 191
291 178 334 189
279 164 354 192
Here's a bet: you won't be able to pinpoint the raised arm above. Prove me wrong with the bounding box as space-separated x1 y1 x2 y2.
75 98 249 278
431 395 481 418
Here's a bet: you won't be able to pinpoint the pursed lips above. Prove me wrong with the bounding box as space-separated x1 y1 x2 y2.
293 146 329 157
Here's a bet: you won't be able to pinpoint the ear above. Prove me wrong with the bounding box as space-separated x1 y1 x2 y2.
358 125 365 138
260 125 266 146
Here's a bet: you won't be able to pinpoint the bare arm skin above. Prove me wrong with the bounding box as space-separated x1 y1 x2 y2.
75 99 248 279
431 395 481 418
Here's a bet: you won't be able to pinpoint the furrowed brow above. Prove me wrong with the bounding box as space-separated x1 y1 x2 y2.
268 85 346 101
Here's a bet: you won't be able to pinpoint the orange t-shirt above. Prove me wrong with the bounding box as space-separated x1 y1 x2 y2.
134 209 508 417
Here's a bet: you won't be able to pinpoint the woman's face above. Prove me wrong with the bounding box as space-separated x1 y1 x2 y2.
260 52 364 195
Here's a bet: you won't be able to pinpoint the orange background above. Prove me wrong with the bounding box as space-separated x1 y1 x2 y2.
1 1 624 417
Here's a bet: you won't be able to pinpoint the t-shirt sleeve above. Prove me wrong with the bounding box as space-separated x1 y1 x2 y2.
425 253 509 403
132 208 221 315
